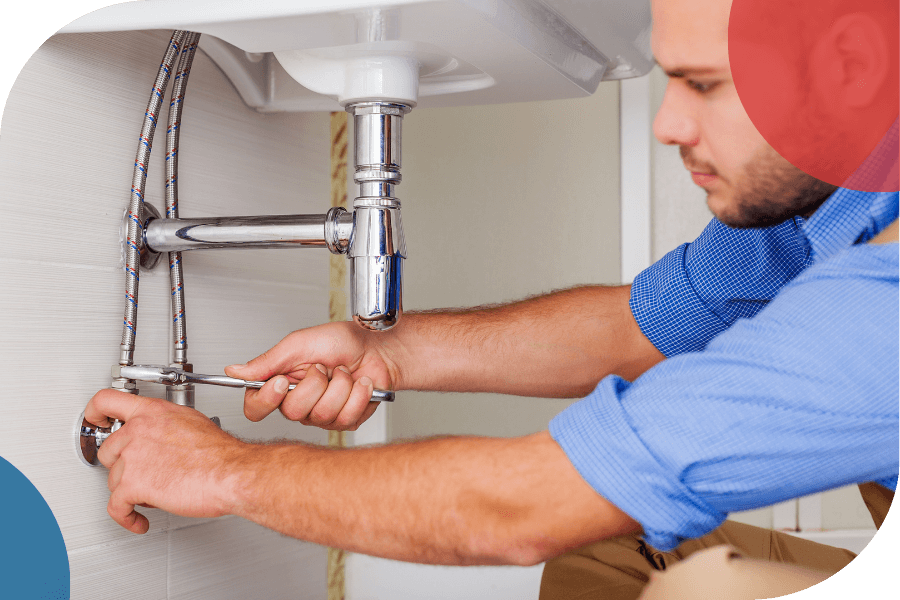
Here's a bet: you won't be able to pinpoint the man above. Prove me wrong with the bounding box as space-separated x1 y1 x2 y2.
86 0 898 596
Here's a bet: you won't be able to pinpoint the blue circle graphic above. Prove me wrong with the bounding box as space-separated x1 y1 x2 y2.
0 456 69 598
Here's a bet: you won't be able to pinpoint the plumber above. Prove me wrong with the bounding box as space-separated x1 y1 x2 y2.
85 0 897 597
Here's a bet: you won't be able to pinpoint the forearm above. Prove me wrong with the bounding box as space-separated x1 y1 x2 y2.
225 431 638 565
381 285 664 397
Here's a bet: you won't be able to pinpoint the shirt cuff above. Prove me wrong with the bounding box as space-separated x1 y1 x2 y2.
630 245 727 357
549 376 725 551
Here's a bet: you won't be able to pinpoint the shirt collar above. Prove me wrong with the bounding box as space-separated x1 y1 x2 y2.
803 118 900 262
802 189 898 263
843 118 899 193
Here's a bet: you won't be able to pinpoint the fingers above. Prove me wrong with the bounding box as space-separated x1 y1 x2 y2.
289 368 378 430
327 376 377 430
97 424 132 468
85 389 155 428
107 457 125 492
297 366 355 427
279 365 330 422
226 332 303 381
108 486 150 534
241 363 382 430
243 375 293 422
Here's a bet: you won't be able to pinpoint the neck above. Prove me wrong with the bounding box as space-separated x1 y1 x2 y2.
869 219 898 245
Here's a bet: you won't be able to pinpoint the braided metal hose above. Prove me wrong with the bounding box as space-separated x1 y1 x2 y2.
119 30 188 368
165 32 201 366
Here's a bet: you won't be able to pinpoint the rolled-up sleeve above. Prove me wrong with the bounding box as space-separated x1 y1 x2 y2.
630 217 810 357
554 245 899 550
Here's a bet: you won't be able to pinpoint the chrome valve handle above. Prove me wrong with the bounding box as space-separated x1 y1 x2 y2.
77 412 221 467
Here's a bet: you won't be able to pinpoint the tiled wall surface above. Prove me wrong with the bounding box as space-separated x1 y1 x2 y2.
0 30 331 599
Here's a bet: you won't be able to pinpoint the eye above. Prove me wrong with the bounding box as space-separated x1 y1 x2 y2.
687 80 719 94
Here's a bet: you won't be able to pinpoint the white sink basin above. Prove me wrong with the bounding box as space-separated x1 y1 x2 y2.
60 0 653 111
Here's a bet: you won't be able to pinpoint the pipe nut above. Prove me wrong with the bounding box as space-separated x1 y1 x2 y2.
325 207 352 254
110 376 137 392
166 384 196 408
354 169 402 185
346 102 412 116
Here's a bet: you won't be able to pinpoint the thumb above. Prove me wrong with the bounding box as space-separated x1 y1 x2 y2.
226 336 307 380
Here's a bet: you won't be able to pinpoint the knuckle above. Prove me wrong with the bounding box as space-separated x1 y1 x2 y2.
332 409 358 430
261 392 282 409
333 415 355 430
309 405 337 426
280 401 307 422
98 450 113 468
307 375 327 395
122 418 143 436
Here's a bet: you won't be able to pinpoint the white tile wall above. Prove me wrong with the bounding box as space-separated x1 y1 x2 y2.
168 517 327 600
0 29 332 598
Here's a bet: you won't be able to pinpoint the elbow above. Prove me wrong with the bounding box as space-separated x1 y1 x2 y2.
460 526 563 567
506 546 552 567
461 540 546 567
491 538 565 567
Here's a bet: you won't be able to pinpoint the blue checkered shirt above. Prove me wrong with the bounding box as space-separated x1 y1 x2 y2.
550 189 899 551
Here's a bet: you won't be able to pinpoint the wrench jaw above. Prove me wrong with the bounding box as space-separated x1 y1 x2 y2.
112 364 175 385
166 364 196 408
112 363 199 407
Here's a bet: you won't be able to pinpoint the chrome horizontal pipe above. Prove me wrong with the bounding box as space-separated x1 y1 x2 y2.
144 207 353 253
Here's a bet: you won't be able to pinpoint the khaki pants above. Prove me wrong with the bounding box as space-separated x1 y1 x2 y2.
540 483 892 600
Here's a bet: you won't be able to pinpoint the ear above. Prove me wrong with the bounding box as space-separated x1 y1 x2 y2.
810 12 889 109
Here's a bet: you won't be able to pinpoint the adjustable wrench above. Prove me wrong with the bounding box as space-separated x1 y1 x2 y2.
112 364 395 402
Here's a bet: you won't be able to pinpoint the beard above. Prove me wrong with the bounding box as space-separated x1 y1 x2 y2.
682 144 838 228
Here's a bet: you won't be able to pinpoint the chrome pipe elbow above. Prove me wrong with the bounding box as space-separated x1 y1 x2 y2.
350 199 405 330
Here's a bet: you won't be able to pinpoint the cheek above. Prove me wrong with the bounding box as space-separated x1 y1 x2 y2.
730 41 804 141
704 96 769 181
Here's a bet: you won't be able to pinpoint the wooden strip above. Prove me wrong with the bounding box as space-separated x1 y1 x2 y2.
327 110 349 600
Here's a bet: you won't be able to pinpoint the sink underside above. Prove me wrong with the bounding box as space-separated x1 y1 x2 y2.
60 0 653 112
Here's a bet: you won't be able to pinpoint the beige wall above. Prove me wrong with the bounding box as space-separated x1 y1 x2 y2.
390 85 622 440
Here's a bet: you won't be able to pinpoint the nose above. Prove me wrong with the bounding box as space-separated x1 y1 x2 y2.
653 81 700 147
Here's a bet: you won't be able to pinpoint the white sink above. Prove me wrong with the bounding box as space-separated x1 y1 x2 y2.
60 0 653 111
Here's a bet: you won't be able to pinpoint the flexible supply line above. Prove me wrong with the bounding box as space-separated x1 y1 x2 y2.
165 31 201 367
119 30 188 369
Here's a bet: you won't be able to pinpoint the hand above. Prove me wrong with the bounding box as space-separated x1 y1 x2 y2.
225 321 399 431
85 389 248 534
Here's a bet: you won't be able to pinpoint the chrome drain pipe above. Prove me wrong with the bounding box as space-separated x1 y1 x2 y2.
141 101 410 332
346 102 409 331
